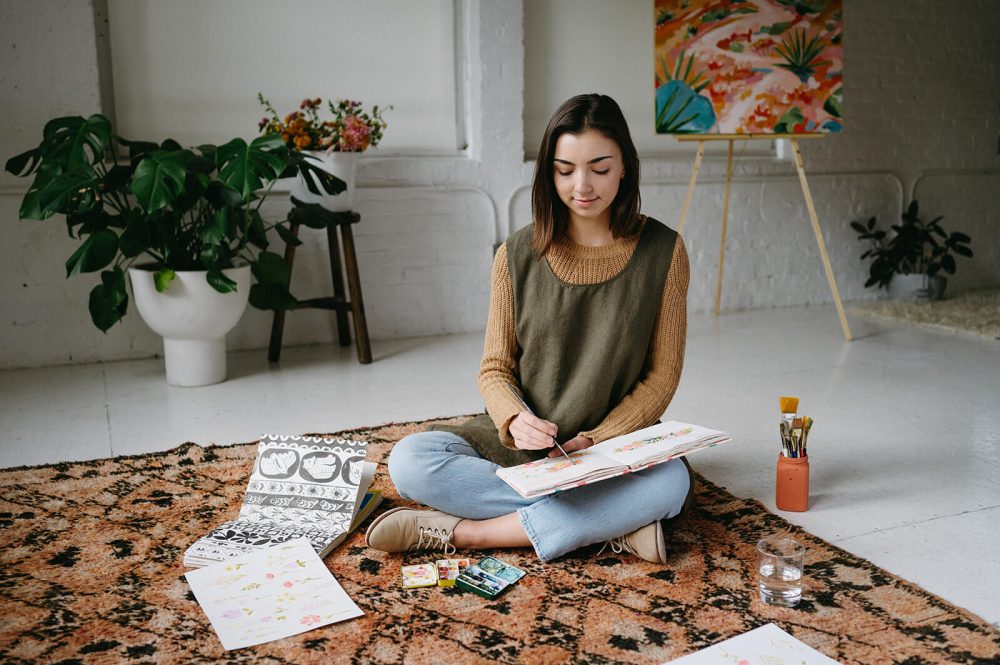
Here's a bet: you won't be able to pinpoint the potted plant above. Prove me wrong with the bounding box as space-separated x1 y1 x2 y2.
257 94 389 211
5 113 344 385
852 200 973 302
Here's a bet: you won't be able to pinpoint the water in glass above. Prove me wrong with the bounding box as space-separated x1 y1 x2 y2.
758 561 802 606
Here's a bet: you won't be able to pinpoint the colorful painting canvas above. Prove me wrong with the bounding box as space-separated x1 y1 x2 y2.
654 0 843 135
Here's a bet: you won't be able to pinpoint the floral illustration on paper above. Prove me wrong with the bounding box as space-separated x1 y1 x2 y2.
610 427 693 454
186 537 364 650
654 0 843 134
544 458 585 473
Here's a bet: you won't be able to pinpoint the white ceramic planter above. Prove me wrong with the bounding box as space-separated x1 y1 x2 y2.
888 273 947 302
128 265 252 387
290 150 358 212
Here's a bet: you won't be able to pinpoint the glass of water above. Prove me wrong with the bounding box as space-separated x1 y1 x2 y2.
756 536 805 607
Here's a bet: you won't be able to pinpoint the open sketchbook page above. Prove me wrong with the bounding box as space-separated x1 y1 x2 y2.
496 421 730 498
236 435 369 532
186 537 363 651
183 435 369 567
590 421 730 468
495 448 624 497
665 623 841 664
322 461 379 554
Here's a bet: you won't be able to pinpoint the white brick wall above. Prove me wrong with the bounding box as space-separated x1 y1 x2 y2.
1 0 997 369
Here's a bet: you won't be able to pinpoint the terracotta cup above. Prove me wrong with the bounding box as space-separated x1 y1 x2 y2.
775 454 809 512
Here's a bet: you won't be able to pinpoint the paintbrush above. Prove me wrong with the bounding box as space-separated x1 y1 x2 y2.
778 396 799 456
505 382 572 462
779 395 799 418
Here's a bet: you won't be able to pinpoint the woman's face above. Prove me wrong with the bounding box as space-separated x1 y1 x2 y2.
552 129 624 226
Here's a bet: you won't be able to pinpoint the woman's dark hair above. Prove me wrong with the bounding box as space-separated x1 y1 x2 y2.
530 93 642 256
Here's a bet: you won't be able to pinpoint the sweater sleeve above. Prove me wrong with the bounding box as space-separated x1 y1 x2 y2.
579 236 690 443
477 244 524 449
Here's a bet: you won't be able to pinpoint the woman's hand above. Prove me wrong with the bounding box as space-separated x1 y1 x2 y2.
547 435 594 457
509 411 558 451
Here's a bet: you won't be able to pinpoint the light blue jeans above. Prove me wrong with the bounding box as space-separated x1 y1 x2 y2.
387 430 692 561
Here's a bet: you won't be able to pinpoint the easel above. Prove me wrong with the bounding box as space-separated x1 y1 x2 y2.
675 134 853 341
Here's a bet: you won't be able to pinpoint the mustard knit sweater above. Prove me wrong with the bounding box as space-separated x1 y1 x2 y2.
478 225 690 448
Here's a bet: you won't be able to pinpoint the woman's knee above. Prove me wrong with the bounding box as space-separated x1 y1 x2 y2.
387 434 427 498
387 431 461 499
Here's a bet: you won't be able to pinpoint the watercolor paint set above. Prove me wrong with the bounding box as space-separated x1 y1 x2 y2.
400 563 439 589
400 558 472 589
454 556 526 599
436 558 471 587
402 556 526 598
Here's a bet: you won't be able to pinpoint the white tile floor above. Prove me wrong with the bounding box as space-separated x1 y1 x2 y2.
2 304 998 627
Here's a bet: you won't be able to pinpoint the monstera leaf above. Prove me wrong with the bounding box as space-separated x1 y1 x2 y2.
216 135 288 202
655 81 716 134
40 114 111 171
131 151 187 214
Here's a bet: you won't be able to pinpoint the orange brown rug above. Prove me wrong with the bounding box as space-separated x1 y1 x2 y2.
1 416 998 664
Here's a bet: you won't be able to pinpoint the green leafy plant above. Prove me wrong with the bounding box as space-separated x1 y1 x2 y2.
6 113 345 331
852 200 974 289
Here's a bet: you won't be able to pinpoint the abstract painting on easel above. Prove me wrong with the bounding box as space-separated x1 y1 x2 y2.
653 0 843 134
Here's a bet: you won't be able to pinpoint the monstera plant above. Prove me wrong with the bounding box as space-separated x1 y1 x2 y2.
5 114 345 331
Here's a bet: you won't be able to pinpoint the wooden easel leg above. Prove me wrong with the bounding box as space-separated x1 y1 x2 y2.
677 140 706 235
716 140 735 316
325 225 352 347
268 222 301 362
790 139 853 341
339 224 372 364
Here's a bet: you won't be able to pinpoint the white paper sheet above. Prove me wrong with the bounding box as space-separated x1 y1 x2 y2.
665 623 841 664
185 537 363 650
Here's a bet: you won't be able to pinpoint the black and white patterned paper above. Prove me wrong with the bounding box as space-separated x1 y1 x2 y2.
183 434 368 567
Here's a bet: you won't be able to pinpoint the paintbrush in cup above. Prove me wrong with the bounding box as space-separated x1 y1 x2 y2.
779 395 799 419
505 383 573 462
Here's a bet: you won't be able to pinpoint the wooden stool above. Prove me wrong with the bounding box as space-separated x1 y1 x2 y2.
268 211 372 364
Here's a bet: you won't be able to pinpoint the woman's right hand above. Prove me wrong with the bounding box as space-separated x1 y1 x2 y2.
509 411 558 451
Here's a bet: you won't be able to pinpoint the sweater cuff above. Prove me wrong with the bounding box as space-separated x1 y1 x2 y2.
578 427 610 445
484 383 525 450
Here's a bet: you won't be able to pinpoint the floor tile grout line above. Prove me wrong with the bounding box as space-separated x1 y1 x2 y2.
833 503 1000 544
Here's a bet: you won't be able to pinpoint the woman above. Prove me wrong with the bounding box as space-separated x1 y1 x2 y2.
365 94 691 563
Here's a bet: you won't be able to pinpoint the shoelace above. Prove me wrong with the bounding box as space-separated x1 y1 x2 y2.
413 526 457 555
596 537 627 557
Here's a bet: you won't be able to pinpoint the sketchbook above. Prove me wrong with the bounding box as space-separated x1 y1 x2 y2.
183 434 380 568
495 421 731 498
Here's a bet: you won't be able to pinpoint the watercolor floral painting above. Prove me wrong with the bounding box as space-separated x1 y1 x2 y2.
186 538 362 650
654 0 843 134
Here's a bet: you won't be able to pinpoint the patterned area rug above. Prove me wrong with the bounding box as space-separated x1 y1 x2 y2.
852 288 1000 340
2 417 998 664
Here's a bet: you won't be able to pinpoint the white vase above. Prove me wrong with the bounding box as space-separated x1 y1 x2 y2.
128 265 252 387
290 150 358 212
888 273 947 302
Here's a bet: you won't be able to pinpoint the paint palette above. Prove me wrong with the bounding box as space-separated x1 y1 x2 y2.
454 556 526 599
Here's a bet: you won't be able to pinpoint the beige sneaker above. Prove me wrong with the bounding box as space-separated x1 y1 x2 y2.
364 506 462 554
600 521 667 564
